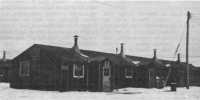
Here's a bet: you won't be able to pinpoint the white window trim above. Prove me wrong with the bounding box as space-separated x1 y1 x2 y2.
125 68 133 78
73 64 84 78
19 61 30 77
165 64 171 67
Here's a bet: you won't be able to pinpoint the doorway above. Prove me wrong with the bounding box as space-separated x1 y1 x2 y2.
102 61 111 92
61 64 70 91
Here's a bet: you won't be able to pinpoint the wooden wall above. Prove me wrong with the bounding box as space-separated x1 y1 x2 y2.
9 45 40 89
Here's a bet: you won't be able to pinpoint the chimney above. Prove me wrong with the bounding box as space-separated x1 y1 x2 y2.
153 49 157 60
72 35 80 53
177 53 181 63
120 43 125 58
116 48 118 54
2 50 6 61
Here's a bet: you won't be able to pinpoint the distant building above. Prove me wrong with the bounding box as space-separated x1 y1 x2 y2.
0 51 12 82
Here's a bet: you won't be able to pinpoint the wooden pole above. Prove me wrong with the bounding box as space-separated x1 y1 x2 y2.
186 11 191 89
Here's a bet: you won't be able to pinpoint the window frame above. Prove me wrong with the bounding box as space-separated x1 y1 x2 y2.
73 64 84 78
19 60 30 77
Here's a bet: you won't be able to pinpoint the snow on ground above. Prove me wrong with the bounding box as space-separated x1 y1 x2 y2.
0 83 199 100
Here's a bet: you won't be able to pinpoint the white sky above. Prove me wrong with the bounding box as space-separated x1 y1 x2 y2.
0 0 200 66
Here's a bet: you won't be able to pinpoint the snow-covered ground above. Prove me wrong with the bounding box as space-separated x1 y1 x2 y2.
0 83 199 100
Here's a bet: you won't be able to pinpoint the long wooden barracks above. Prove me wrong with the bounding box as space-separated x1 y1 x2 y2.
8 35 200 92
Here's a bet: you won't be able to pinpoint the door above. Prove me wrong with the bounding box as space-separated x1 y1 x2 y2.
148 69 156 88
61 64 70 91
102 61 111 92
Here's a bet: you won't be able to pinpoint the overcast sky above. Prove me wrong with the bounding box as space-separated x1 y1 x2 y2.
0 0 200 66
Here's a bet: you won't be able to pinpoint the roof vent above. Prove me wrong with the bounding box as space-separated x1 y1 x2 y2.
72 35 80 53
153 49 157 60
120 43 125 58
72 35 88 58
177 53 181 63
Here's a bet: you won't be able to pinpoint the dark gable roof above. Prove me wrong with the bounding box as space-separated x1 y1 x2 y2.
36 44 135 65
14 44 177 66
39 44 88 63
33 44 176 65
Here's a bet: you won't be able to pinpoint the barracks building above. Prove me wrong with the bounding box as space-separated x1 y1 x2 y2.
8 35 200 92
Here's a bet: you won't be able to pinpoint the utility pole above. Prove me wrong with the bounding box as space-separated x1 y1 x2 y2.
186 11 191 89
2 50 6 62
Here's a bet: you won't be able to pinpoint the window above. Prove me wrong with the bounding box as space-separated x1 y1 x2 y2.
73 64 84 78
103 61 110 76
19 61 30 77
125 67 133 78
165 64 171 67
132 61 141 67
104 68 110 76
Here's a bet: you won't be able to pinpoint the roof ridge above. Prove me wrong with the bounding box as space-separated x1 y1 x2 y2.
32 43 174 63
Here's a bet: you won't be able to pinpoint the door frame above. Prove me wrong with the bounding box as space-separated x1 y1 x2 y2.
101 60 112 92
